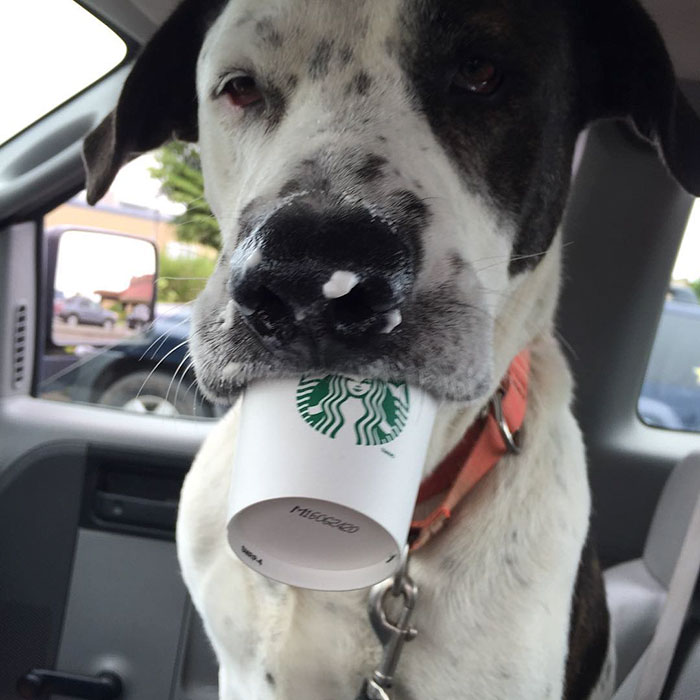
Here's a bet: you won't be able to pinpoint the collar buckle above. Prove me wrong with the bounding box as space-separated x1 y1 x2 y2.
491 387 522 455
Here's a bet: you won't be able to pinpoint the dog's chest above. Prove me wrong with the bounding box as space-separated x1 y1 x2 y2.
177 390 591 700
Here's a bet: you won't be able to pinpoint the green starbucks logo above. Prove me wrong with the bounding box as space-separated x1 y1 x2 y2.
296 375 409 446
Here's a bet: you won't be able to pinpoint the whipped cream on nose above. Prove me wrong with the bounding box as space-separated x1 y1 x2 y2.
381 309 402 334
244 248 263 271
322 271 359 299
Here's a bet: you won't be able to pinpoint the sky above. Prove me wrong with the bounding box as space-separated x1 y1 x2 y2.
99 153 187 217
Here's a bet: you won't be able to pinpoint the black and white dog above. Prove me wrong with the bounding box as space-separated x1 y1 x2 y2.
83 0 700 697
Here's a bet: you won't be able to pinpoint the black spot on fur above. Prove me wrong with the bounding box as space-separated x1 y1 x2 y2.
563 534 610 700
255 17 283 47
391 190 429 228
377 135 388 143
356 154 387 182
235 11 255 28
265 672 275 686
309 40 334 80
239 198 262 228
264 83 287 129
339 45 354 65
350 71 372 96
279 179 302 198
449 252 466 274
388 189 429 266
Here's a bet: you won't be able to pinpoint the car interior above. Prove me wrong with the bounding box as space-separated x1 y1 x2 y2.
1 0 699 699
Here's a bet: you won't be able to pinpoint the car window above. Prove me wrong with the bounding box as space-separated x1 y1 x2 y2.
0 0 127 145
639 199 700 432
37 149 222 420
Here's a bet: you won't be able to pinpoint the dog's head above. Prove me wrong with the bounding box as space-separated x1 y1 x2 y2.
84 0 700 403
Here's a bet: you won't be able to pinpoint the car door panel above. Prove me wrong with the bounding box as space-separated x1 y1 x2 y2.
55 529 187 700
0 220 221 698
0 443 85 699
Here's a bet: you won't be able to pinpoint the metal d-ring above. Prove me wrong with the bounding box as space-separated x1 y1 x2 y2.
491 388 521 454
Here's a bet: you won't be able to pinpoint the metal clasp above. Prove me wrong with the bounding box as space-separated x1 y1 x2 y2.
363 549 418 699
491 387 521 454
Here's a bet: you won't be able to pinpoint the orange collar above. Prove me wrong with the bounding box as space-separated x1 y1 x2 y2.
409 350 531 551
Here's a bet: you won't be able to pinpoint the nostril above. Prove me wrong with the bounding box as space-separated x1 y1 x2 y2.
359 276 402 313
234 281 296 339
328 281 403 335
232 276 262 316
329 284 376 331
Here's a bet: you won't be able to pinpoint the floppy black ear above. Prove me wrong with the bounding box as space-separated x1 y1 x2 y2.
575 0 700 195
83 0 226 204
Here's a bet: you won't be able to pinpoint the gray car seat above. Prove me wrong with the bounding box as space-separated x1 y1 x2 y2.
606 452 700 699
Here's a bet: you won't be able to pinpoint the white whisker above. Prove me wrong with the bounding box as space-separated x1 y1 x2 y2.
166 352 192 406
136 340 189 400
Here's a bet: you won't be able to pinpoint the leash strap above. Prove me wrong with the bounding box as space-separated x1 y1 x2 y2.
408 350 531 551
631 487 700 700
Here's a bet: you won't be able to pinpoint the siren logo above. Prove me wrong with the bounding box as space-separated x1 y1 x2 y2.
296 375 409 445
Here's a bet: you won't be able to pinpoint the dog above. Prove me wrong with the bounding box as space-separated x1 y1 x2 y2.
82 0 700 697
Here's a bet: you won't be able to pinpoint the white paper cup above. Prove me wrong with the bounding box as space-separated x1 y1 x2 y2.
227 374 437 590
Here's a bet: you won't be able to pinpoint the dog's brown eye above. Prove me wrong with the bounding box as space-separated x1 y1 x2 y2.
454 58 502 95
222 76 263 108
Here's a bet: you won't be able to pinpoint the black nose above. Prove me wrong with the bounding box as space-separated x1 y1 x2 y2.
230 204 413 357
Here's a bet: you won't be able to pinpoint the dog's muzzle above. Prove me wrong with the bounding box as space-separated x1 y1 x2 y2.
229 202 414 361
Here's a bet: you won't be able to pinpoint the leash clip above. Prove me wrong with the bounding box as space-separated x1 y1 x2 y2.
363 548 418 699
491 387 521 454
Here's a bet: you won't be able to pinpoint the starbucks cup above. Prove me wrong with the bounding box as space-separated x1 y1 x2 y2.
226 374 437 591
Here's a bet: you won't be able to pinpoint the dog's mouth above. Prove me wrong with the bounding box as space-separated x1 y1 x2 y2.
190 266 495 406
189 191 497 405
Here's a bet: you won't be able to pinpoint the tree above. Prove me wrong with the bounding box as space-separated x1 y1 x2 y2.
691 278 700 302
149 142 221 250
156 253 216 304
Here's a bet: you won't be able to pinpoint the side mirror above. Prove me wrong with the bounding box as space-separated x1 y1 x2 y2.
39 226 219 418
46 227 157 347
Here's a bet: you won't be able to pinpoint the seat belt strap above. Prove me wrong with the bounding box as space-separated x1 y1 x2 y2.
632 490 700 700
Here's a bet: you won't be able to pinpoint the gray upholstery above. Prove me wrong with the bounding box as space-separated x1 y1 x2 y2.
644 454 700 589
606 561 666 685
662 632 700 700
606 452 700 697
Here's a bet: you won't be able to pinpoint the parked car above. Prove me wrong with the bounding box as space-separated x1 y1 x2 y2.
640 299 700 432
667 284 699 304
58 294 118 329
53 289 65 315
127 302 151 329
41 308 217 418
